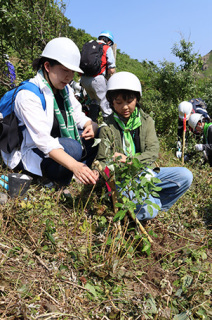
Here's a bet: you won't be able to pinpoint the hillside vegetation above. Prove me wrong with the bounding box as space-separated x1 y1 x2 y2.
202 51 212 77
0 1 211 319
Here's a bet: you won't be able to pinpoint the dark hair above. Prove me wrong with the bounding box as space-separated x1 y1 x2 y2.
106 89 140 108
98 36 113 45
32 57 61 71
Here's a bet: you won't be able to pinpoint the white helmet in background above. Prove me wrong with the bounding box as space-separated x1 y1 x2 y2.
41 37 83 73
188 113 203 130
107 72 142 96
178 101 193 120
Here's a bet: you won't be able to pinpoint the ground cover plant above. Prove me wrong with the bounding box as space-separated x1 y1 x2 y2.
0 142 211 320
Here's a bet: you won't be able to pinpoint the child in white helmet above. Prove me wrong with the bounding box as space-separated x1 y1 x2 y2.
176 100 210 160
188 113 212 167
1 38 99 186
96 72 193 221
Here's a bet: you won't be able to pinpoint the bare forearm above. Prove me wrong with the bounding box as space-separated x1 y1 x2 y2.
49 148 79 172
49 148 98 184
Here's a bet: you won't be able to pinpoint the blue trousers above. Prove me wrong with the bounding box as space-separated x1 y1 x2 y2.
124 167 193 221
41 137 82 185
40 135 98 185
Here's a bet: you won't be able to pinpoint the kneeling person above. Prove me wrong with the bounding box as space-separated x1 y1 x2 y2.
96 72 193 221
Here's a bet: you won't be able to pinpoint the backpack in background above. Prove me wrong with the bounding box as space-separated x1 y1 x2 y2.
189 98 210 121
0 80 46 154
80 40 104 76
189 98 207 110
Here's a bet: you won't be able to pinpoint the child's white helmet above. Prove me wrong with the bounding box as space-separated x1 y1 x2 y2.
107 72 142 96
178 101 193 119
41 37 83 73
188 113 203 130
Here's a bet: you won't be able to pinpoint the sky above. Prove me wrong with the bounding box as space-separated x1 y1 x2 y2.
63 0 212 65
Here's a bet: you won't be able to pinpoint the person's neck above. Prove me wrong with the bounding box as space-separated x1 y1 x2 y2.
117 114 129 124
44 70 58 94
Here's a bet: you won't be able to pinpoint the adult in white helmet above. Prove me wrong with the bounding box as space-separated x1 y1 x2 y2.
80 30 116 122
1 37 99 186
96 71 193 221
188 113 212 166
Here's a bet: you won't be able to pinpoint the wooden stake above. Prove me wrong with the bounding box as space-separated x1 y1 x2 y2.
182 113 187 165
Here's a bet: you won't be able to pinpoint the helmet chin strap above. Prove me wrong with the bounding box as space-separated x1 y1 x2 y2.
44 69 57 94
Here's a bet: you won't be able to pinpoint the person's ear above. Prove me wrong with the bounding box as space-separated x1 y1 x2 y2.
44 61 50 73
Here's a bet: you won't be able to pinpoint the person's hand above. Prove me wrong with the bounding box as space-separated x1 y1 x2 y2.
72 162 99 184
113 152 128 163
195 144 204 152
81 122 98 140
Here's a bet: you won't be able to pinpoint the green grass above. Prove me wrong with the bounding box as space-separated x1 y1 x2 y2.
0 145 211 320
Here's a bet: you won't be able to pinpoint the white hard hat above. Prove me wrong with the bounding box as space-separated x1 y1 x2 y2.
188 113 203 130
107 72 142 96
41 37 83 73
178 101 193 119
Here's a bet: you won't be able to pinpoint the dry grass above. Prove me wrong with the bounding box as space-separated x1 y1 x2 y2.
0 152 211 319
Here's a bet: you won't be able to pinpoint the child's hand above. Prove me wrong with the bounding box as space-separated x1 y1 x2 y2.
113 152 127 163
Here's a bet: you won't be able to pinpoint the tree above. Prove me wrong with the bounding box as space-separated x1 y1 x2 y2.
0 0 70 95
0 0 71 60
172 38 203 71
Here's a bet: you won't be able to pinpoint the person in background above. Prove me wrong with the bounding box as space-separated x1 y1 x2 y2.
188 113 212 167
1 38 99 186
176 99 210 160
96 72 193 221
80 30 116 122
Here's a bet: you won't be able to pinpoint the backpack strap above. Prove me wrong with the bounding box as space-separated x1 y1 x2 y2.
17 80 46 110
15 81 46 134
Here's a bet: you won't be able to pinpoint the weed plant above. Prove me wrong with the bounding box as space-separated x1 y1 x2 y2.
0 143 211 319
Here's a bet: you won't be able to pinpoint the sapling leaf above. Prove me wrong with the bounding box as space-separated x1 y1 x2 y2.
153 186 162 191
145 199 154 205
151 177 162 184
151 203 161 210
113 209 127 221
115 203 124 208
147 205 153 216
151 191 160 197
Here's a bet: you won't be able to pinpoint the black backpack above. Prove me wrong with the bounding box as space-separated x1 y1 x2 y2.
80 40 103 76
189 98 207 110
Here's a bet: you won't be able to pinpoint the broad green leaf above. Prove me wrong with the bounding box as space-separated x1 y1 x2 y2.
85 283 98 298
147 204 153 216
